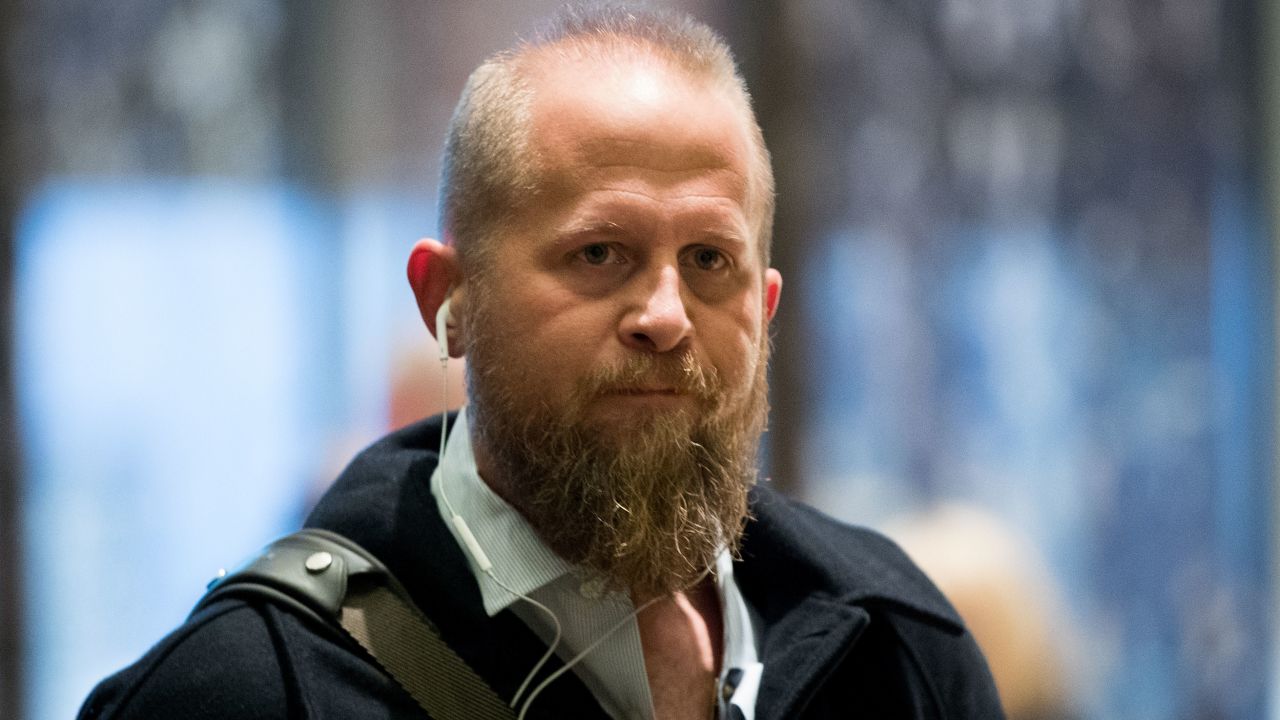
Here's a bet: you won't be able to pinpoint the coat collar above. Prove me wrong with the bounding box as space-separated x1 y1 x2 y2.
309 415 965 719
737 486 964 719
740 485 963 628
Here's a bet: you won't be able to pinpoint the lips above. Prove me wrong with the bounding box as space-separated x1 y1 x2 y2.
597 386 691 408
608 387 680 396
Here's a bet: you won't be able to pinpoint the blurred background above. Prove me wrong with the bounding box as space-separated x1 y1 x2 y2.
0 1 1273 718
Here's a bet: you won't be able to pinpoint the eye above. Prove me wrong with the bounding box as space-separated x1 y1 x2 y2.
684 246 730 271
576 243 623 265
578 242 627 265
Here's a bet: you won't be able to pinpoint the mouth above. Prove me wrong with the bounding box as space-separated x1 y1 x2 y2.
607 387 681 396
595 387 692 412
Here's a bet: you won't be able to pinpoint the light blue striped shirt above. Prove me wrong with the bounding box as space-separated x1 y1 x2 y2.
431 407 763 720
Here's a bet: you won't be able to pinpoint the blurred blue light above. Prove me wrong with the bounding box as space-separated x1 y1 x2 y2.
17 181 339 720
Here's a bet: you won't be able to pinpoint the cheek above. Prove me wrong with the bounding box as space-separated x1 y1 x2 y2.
483 272 572 342
490 295 614 380
730 288 767 347
703 306 764 380
519 294 611 357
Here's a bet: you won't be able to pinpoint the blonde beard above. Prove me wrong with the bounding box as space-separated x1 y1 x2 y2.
466 310 770 599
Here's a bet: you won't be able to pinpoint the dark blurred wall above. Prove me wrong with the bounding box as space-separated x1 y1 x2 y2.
720 2 812 495
1 0 22 715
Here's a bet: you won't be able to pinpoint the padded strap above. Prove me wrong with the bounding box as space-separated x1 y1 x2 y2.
342 582 513 719
196 529 514 720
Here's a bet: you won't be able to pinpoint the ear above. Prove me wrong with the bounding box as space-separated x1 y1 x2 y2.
407 238 466 358
764 268 782 322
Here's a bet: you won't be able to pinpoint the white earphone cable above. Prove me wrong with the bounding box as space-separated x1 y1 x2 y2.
434 297 564 709
516 564 715 720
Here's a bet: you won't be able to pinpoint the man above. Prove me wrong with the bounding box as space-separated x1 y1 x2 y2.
81 6 1003 719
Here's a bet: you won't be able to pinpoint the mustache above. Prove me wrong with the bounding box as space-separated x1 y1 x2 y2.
577 352 720 403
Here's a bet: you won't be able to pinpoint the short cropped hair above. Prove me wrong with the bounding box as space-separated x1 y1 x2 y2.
438 3 775 273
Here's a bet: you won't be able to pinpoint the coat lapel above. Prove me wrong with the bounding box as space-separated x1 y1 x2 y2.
736 486 965 720
752 597 870 720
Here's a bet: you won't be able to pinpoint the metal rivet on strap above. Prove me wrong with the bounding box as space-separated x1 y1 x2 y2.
305 551 333 573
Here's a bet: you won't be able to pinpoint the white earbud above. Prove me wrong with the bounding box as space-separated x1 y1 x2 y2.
435 295 453 361
429 289 568 715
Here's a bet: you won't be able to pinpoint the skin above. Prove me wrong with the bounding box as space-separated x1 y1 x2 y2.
409 50 783 720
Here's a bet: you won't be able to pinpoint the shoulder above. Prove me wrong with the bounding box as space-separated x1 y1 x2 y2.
312 416 445 514
78 600 291 720
302 415 474 597
81 419 459 720
304 415 447 545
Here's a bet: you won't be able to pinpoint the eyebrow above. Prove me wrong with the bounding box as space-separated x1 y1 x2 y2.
698 229 748 249
552 221 629 245
562 220 625 235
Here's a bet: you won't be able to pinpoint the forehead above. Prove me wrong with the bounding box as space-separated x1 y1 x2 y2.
520 49 755 198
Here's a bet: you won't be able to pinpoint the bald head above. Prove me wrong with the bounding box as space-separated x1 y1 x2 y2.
438 5 775 275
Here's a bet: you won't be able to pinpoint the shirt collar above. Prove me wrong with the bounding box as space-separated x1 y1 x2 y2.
430 406 577 616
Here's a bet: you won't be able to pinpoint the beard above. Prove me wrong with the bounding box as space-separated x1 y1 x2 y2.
464 300 770 600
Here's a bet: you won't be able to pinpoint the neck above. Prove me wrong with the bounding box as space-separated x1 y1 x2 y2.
636 575 724 719
469 427 523 511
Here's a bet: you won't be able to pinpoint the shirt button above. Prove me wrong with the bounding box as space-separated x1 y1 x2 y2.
721 667 743 701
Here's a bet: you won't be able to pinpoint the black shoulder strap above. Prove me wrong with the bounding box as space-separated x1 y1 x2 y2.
196 529 514 720
195 529 375 634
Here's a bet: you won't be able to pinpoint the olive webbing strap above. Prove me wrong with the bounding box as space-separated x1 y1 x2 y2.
194 528 516 720
340 582 515 720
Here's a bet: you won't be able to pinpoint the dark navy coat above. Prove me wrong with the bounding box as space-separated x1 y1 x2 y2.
80 415 1005 719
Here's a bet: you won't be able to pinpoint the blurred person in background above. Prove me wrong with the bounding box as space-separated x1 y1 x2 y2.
889 505 1080 720
78 5 1002 719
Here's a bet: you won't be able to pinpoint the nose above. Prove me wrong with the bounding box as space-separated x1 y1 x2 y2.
620 265 693 353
